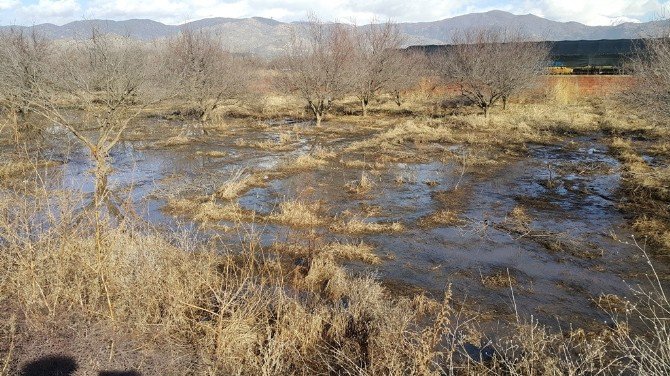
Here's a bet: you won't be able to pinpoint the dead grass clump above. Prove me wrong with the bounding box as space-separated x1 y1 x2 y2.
243 131 299 151
271 240 380 265
421 209 464 227
153 134 191 147
193 200 253 223
507 205 532 231
163 196 208 215
267 200 325 227
481 270 517 289
633 217 670 250
610 137 670 252
346 172 375 194
324 241 381 264
215 171 253 200
311 145 337 160
285 154 328 170
595 294 630 313
330 217 404 234
339 159 386 169
549 77 580 105
346 120 453 151
196 150 227 158
509 205 531 223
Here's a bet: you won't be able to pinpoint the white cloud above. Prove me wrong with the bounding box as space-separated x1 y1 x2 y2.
521 0 668 25
17 0 81 23
0 0 19 11
0 0 667 26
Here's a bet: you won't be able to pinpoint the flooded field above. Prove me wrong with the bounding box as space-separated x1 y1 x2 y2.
35 115 666 331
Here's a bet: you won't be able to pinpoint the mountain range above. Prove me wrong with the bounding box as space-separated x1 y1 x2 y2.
0 10 665 57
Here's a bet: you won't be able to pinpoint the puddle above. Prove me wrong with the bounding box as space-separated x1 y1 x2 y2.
27 122 669 330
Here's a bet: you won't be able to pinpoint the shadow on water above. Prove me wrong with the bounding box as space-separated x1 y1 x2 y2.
20 355 141 376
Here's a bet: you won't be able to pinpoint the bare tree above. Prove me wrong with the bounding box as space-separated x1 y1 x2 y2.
276 15 355 126
441 29 548 117
0 28 52 138
162 29 248 129
386 50 428 107
351 20 407 116
628 27 670 124
24 31 155 213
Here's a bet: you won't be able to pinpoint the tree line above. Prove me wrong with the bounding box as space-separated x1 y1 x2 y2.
0 16 667 210
0 16 559 137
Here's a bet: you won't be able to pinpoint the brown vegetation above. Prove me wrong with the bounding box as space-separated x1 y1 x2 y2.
0 17 669 376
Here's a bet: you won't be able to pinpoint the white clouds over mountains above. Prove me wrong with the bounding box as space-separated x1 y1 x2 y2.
0 0 667 26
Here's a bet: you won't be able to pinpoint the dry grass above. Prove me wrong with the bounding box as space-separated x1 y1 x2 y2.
214 170 254 200
0 160 58 178
3 84 670 375
1 171 668 376
324 241 381 264
330 217 404 234
193 200 254 223
609 136 670 252
346 172 375 194
633 218 670 250
346 120 454 152
196 150 227 158
267 200 325 227
166 197 256 225
238 131 299 151
152 134 191 147
421 209 464 227
481 270 517 289
340 159 386 169
271 241 380 265
281 153 328 171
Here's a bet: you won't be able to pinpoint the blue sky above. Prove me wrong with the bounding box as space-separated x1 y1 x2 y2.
0 0 667 26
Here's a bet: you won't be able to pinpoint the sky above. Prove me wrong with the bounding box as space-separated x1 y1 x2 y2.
0 0 667 27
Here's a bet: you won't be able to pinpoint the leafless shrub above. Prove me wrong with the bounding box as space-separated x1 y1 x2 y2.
162 28 249 127
628 22 670 125
21 30 156 214
387 51 428 107
351 20 407 116
0 28 52 138
440 28 549 117
275 15 355 126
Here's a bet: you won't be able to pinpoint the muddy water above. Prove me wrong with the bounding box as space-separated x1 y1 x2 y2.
40 119 668 329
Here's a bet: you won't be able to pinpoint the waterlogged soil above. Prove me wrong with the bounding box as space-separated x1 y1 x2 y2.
33 117 670 330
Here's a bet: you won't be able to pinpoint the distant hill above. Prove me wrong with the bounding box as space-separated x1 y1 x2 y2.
0 10 666 57
397 10 665 42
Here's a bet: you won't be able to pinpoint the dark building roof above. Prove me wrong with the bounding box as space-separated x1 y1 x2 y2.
409 39 646 68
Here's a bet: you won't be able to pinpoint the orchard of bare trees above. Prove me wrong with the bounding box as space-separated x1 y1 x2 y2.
438 28 549 117
0 16 666 206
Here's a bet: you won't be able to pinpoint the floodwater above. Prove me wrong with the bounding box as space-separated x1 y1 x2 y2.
34 117 669 330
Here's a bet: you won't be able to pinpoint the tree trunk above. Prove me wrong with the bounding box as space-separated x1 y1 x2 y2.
394 91 402 107
502 96 508 110
483 105 489 118
361 98 368 117
315 112 322 127
93 152 110 212
11 110 19 143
